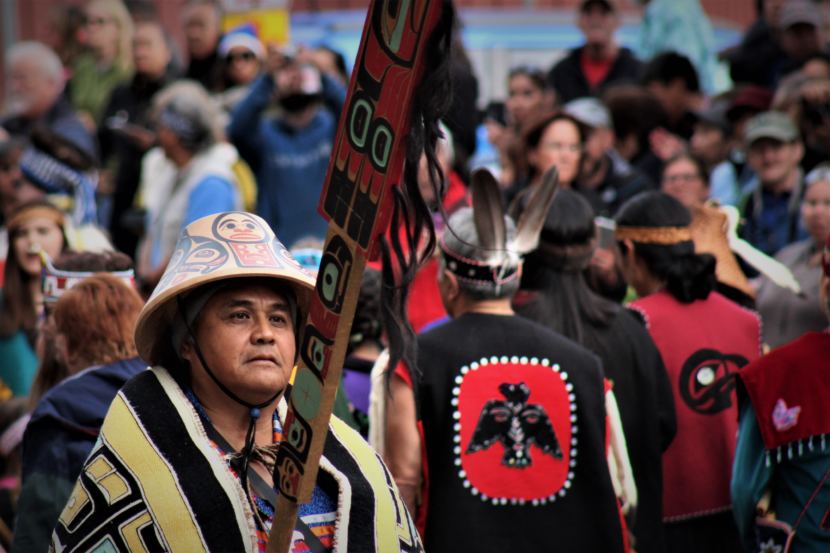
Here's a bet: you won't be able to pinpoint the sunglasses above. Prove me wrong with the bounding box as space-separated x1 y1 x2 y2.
227 51 256 63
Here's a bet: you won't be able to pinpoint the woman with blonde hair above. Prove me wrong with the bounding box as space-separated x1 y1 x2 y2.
68 0 134 127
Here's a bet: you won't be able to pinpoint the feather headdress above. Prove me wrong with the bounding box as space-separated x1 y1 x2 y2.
442 166 559 288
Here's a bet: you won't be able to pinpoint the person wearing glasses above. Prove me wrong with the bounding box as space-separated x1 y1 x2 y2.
740 111 808 256
510 111 585 209
660 152 711 210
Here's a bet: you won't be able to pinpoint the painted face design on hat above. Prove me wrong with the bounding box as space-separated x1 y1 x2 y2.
272 237 306 273
212 212 269 243
157 234 229 290
212 211 281 269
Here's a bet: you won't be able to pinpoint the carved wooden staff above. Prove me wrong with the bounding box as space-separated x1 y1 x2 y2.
268 2 448 551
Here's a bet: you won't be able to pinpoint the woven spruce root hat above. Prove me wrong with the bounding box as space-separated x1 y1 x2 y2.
134 211 315 366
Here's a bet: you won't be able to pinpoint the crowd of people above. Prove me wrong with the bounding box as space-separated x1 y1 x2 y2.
0 0 829 551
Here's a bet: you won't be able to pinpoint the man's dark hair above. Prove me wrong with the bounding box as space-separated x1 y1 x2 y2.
642 51 700 93
603 85 668 154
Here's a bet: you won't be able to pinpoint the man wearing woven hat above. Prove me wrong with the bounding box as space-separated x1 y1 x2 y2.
741 110 808 255
52 211 422 553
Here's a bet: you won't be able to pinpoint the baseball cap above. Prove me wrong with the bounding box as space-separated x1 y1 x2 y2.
564 97 612 129
779 0 821 29
727 85 773 122
744 111 799 145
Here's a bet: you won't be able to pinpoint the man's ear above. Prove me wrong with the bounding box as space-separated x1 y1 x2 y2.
621 238 635 260
793 140 805 164
441 268 460 300
179 337 194 365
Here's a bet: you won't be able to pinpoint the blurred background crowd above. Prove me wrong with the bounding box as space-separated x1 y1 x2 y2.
0 0 829 551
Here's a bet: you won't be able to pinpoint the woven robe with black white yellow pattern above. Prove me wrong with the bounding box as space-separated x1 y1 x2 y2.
50 367 423 553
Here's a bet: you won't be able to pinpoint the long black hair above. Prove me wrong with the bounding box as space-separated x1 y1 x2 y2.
518 189 619 352
615 191 716 303
379 0 455 384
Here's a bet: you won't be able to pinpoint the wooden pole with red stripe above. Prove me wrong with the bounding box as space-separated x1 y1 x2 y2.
267 2 450 551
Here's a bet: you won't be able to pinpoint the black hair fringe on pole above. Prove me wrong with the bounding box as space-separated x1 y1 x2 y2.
379 0 455 389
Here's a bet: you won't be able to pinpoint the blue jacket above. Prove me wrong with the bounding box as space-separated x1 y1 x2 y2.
228 73 346 247
13 357 146 553
740 176 808 256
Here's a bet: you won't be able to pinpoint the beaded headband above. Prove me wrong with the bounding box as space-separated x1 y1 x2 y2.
615 225 692 245
440 237 519 286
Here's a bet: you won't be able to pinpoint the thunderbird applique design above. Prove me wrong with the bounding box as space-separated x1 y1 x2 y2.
466 382 563 467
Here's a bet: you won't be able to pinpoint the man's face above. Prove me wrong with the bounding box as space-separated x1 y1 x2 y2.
747 138 802 189
184 3 221 60
5 56 60 119
577 4 618 48
133 23 171 78
780 24 821 61
583 126 612 164
647 79 686 120
184 283 297 405
660 157 709 209
691 123 728 166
